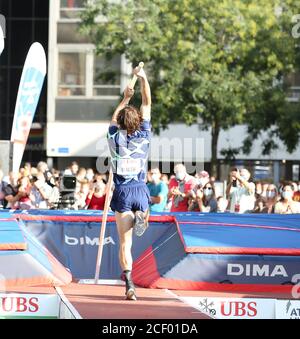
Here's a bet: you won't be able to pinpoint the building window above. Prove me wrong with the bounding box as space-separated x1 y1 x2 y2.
60 0 86 19
58 52 86 96
285 72 300 102
94 55 121 96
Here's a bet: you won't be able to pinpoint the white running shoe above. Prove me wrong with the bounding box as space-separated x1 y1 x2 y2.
133 211 148 237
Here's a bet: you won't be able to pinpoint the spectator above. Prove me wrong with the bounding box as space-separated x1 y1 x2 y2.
30 172 53 209
48 176 61 209
0 169 5 208
147 168 168 212
255 181 262 198
86 180 106 210
265 184 279 213
3 172 20 209
226 168 256 213
70 161 79 175
292 182 300 202
77 168 87 183
168 164 197 212
217 196 229 213
196 170 210 188
86 168 95 182
189 181 218 212
253 184 278 214
74 180 90 209
261 182 269 199
161 174 169 185
274 182 300 214
37 161 48 174
17 176 32 210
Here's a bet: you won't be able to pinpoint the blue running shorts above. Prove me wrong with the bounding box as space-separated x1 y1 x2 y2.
110 181 151 213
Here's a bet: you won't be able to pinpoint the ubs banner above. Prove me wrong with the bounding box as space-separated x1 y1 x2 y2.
21 214 172 279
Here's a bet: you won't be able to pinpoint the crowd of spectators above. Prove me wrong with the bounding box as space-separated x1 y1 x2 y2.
1 161 300 214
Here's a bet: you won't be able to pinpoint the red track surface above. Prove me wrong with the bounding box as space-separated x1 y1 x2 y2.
5 283 292 319
61 283 211 319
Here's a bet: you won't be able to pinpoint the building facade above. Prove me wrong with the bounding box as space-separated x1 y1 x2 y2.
0 0 49 164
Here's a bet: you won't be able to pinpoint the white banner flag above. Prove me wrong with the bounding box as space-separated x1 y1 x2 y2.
10 42 46 173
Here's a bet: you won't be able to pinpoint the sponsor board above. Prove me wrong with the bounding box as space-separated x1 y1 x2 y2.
0 294 59 319
276 300 300 319
181 297 275 319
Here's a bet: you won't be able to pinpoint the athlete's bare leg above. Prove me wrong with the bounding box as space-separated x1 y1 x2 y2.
115 211 136 300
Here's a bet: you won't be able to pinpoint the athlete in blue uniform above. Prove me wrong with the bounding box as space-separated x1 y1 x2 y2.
107 66 151 300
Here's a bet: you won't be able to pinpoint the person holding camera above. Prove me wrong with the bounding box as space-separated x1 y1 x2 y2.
226 168 256 213
188 181 218 212
30 172 53 209
85 180 106 210
168 164 197 212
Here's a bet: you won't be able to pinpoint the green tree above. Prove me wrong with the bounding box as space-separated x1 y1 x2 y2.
81 0 300 176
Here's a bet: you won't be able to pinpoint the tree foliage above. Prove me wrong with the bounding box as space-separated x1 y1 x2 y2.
81 0 300 174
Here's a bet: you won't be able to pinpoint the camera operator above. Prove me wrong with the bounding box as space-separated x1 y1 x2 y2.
226 168 255 213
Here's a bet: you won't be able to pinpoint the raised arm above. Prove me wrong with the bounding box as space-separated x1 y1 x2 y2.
110 87 135 126
133 67 151 120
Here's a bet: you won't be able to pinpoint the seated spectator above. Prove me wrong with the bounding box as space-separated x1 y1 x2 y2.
147 168 168 212
226 168 256 213
274 182 300 214
86 180 106 210
189 181 218 212
169 164 197 212
30 172 53 209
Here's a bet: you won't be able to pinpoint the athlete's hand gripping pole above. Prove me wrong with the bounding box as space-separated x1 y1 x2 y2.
94 62 144 284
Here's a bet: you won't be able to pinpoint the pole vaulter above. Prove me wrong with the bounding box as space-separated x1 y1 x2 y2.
94 62 151 301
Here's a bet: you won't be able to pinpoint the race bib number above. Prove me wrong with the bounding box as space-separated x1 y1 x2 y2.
117 158 142 176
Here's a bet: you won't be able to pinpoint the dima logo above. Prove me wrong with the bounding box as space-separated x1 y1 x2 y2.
227 263 288 277
65 235 116 246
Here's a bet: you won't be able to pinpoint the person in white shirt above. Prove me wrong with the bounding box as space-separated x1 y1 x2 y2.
30 172 53 209
226 168 256 213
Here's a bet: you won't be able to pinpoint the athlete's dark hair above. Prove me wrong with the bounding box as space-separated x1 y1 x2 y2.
117 105 143 135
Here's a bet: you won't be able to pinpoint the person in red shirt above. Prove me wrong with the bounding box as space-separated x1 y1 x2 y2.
86 180 106 210
168 164 197 212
